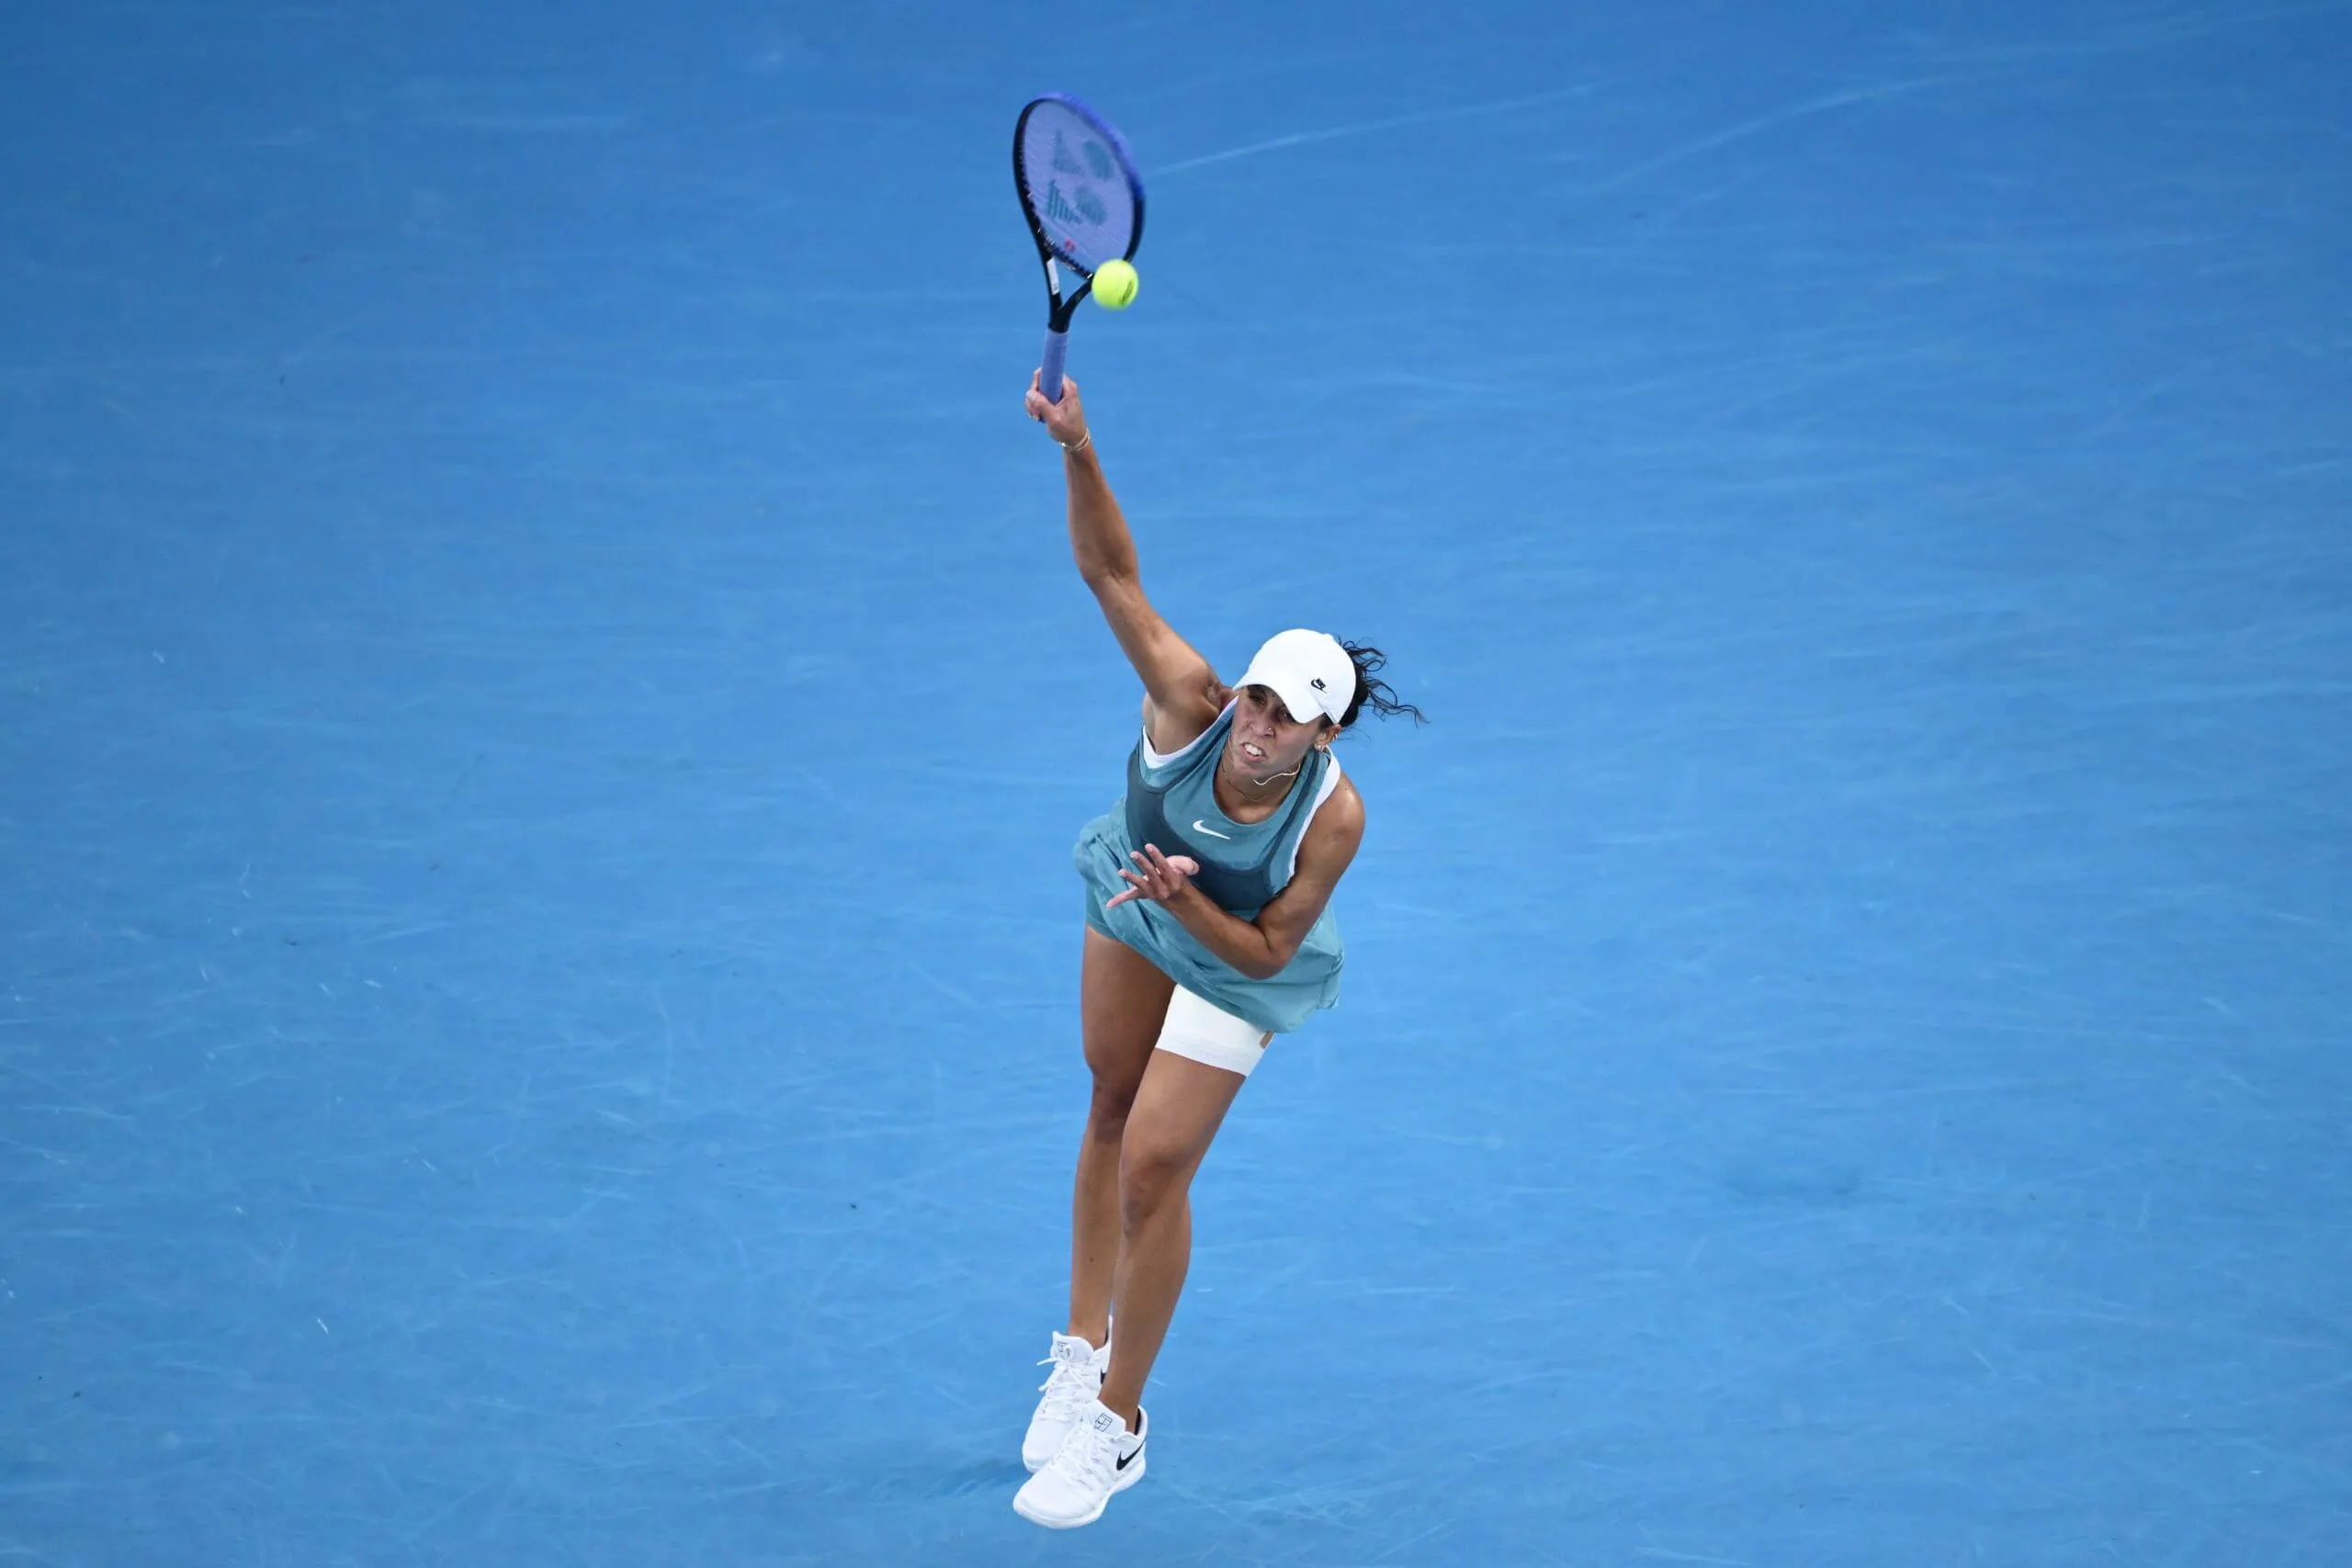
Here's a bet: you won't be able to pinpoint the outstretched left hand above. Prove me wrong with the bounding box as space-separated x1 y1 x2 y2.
1104 844 1201 909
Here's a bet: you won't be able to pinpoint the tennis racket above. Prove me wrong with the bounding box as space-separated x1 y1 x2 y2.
1012 94 1145 404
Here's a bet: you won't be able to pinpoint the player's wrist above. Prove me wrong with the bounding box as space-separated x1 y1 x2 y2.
1166 880 1214 921
1057 429 1092 456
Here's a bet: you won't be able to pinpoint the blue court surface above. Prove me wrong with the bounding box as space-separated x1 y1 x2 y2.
6 3 2348 1563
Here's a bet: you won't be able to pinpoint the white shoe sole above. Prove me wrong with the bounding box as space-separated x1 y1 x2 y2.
1012 1451 1146 1529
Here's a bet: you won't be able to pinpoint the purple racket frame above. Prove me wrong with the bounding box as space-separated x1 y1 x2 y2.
1013 93 1146 404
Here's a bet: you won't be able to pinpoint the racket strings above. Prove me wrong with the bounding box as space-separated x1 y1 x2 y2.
1018 100 1139 277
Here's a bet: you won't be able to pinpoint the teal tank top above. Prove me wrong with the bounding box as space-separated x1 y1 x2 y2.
1073 705 1345 1034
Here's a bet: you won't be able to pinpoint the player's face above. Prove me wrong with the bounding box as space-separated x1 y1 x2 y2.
1224 684 1330 783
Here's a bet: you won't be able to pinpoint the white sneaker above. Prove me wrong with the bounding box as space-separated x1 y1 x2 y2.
1022 1331 1110 1472
1013 1399 1147 1529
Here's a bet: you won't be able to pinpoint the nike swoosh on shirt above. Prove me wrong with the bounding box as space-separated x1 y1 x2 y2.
1191 819 1233 840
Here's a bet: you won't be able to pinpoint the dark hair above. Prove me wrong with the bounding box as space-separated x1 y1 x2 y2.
1337 641 1425 730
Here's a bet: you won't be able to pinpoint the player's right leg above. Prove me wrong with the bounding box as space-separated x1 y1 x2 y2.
1070 929 1173 1338
1023 927 1171 1472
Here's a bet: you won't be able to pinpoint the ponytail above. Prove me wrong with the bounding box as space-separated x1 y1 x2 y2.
1337 642 1425 730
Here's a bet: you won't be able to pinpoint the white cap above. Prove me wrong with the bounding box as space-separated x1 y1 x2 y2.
1236 629 1356 726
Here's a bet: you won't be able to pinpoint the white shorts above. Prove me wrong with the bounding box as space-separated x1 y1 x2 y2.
1155 987 1275 1079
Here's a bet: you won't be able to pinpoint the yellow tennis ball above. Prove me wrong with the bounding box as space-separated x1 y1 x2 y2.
1092 259 1139 310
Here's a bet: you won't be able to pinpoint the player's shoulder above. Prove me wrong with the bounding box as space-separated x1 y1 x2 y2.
1317 771 1364 837
1141 682 1227 755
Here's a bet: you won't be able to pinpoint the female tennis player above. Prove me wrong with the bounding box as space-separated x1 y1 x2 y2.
1012 371 1420 1529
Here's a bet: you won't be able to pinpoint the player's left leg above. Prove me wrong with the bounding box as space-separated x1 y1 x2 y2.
1097 1048 1248 1423
1014 1043 1250 1529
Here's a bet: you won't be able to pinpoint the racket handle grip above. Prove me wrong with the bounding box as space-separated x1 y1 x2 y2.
1039 329 1070 403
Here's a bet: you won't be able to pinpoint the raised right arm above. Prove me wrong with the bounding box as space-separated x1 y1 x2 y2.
1026 372 1225 751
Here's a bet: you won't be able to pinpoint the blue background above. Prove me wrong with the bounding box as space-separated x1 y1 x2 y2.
4 2 2347 1562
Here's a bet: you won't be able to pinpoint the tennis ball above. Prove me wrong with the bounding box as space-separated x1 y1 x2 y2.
1092 259 1139 310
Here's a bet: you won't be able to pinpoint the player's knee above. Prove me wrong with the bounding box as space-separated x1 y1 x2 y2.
1118 1138 1190 1226
1086 1075 1141 1134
